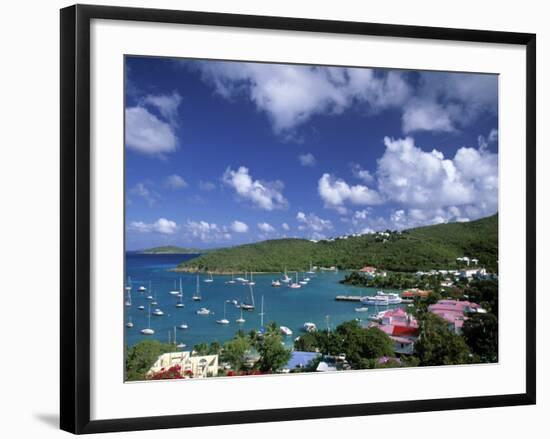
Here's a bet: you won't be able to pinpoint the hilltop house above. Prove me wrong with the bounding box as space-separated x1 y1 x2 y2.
369 308 419 355
428 299 487 334
146 351 219 379
401 288 430 299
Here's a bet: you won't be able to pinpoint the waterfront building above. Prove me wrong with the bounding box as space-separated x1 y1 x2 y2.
147 351 219 379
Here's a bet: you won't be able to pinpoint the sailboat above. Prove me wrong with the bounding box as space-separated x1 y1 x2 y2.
271 279 281 287
306 262 315 275
175 278 185 308
145 280 153 300
203 271 214 283
259 295 265 328
227 272 236 284
140 305 155 335
216 301 230 325
151 288 158 306
248 271 255 286
179 322 189 330
236 307 245 324
169 279 180 295
125 315 134 328
125 276 132 291
281 267 291 284
240 284 255 311
290 272 301 289
299 272 308 285
124 289 132 306
174 326 186 349
192 273 202 301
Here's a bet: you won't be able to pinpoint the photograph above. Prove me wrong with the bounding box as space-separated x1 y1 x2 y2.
123 56 499 381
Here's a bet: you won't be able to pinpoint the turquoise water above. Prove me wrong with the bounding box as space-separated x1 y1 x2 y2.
124 253 399 349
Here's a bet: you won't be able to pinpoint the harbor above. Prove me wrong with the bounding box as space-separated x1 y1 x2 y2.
124 253 403 350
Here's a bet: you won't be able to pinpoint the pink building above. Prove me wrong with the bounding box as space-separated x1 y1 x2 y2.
370 308 419 355
428 299 485 334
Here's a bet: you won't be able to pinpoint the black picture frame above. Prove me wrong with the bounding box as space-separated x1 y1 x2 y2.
60 4 536 434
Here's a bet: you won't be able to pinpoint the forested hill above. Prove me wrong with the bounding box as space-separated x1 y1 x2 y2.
175 214 498 273
140 246 203 254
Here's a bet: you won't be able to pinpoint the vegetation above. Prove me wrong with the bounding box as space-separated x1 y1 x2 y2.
413 311 472 366
125 339 175 381
462 313 498 363
176 214 498 273
294 320 394 369
140 245 204 254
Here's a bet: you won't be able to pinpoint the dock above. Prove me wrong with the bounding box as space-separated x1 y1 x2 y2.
335 295 363 302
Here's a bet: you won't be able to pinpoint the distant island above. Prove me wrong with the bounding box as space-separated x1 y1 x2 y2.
173 214 498 274
139 245 205 254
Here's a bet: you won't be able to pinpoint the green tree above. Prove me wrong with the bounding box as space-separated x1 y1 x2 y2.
256 335 291 372
414 312 471 366
462 312 498 363
193 342 209 356
221 335 251 372
126 340 174 381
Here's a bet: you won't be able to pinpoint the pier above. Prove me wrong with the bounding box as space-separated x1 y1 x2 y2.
335 295 363 302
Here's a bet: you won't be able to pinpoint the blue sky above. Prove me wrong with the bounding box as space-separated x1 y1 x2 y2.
125 56 498 250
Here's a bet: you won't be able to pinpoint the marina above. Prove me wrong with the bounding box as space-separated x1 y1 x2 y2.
124 253 403 349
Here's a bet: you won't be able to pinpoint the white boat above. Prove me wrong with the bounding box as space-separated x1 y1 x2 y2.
178 323 188 330
361 295 390 306
240 284 255 311
126 316 134 328
259 295 265 328
271 279 281 287
289 272 301 289
281 267 292 284
355 306 369 312
125 276 132 291
125 289 132 307
137 305 145 310
140 305 155 335
192 273 202 301
376 291 403 304
235 275 247 283
152 308 164 316
306 262 315 275
203 272 214 283
138 285 146 292
248 271 255 286
227 272 236 284
303 322 317 332
175 278 184 308
169 279 180 295
196 307 211 316
236 307 245 324
176 343 187 349
280 326 293 336
216 302 230 325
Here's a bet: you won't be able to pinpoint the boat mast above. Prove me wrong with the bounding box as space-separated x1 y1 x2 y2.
259 295 265 327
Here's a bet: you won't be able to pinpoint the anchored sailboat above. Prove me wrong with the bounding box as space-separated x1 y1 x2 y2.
175 278 184 308
240 283 255 311
140 304 155 335
192 273 202 301
216 301 230 325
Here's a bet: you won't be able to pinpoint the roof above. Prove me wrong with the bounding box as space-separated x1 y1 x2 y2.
285 351 321 370
359 266 377 272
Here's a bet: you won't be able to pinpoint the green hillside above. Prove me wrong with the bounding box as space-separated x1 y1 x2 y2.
176 214 498 273
140 245 204 254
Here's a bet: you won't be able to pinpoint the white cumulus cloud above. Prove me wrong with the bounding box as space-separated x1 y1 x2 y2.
129 218 178 234
298 153 316 167
296 211 333 232
282 222 290 231
257 222 276 233
230 220 249 233
165 174 188 189
142 91 182 125
318 173 382 212
125 107 178 155
222 166 288 211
